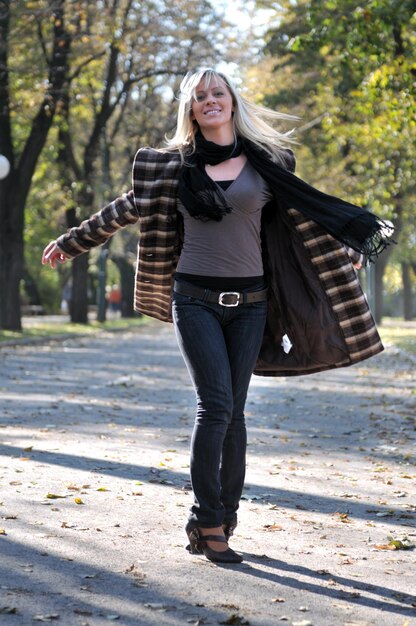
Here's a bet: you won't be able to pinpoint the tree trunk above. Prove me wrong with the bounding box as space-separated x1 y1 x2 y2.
65 206 90 324
401 262 413 321
69 254 89 323
0 0 70 330
112 255 136 318
0 194 24 330
23 264 42 305
374 260 387 325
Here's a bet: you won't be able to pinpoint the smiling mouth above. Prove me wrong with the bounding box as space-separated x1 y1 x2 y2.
204 109 221 115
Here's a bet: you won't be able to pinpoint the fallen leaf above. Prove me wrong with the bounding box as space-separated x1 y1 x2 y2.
0 529 7 536
74 498 84 505
292 621 313 626
96 487 109 492
219 615 250 625
73 609 93 616
271 598 285 603
33 615 60 622
46 493 66 500
375 538 414 551
0 607 17 614
263 524 283 531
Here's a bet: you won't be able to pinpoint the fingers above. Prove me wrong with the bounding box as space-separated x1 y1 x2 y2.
42 241 68 269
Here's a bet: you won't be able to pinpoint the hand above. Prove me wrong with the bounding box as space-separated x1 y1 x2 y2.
353 261 362 270
42 241 70 269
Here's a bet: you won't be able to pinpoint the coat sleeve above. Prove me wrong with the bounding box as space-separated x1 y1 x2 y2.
56 190 139 258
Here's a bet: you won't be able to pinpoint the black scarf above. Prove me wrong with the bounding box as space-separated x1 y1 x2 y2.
177 132 393 261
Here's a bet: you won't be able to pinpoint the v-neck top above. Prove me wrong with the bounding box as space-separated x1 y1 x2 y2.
176 161 272 278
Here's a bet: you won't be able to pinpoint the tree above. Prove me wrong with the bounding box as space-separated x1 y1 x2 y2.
1 0 234 328
53 0 230 323
0 0 70 330
256 0 416 320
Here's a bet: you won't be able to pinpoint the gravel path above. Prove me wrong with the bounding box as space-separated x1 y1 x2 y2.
0 321 415 626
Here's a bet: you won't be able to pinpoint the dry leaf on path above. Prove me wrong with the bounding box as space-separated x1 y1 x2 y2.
375 537 414 550
219 615 250 625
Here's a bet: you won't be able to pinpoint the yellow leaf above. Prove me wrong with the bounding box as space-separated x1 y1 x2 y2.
96 487 109 492
0 528 7 535
74 498 84 505
263 523 283 531
46 493 66 499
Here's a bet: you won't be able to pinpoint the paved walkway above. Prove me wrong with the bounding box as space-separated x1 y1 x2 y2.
0 321 415 626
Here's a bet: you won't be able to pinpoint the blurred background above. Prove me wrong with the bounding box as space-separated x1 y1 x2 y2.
0 0 415 334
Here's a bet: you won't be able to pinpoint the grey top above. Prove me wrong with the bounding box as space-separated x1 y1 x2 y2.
176 161 272 277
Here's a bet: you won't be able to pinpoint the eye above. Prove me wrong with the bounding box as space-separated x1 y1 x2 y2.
214 91 225 97
195 94 205 102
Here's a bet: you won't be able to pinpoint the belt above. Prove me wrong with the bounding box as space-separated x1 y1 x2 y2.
173 281 268 307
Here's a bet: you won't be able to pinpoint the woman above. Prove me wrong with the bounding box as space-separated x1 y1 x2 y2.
42 68 390 565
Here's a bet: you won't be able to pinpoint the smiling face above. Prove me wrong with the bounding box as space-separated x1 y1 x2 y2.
190 76 235 141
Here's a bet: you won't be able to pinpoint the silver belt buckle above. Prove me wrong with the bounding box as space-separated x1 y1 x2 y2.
218 291 240 307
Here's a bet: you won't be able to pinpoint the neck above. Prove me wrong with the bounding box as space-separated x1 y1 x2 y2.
200 127 234 146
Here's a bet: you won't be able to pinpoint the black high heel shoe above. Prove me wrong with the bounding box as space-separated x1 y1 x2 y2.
185 523 243 564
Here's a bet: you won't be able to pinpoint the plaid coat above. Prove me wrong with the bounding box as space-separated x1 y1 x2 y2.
57 147 383 376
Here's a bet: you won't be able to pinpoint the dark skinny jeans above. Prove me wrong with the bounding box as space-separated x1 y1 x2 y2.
172 288 267 528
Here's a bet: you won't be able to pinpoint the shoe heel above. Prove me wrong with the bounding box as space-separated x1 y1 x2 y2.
185 523 203 554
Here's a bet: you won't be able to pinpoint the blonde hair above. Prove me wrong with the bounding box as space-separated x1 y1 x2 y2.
163 68 297 164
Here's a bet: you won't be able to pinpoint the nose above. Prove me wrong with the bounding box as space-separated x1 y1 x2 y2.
206 93 217 105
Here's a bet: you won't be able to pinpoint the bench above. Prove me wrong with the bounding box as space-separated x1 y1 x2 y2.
21 305 45 316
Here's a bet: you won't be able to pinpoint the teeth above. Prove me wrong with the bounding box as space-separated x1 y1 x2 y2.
205 110 221 115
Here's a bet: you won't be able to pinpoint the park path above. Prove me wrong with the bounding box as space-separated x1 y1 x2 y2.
0 320 415 626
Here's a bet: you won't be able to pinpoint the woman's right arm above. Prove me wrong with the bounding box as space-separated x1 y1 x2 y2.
42 189 138 269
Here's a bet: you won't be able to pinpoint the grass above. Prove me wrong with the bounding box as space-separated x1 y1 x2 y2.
379 322 416 357
0 316 148 344
1 315 415 357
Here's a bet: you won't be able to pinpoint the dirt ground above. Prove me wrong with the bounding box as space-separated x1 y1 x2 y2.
0 320 415 626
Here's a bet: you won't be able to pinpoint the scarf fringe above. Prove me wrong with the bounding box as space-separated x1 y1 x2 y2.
340 217 395 264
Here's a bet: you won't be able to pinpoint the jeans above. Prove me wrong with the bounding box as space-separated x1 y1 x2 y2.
172 287 267 528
